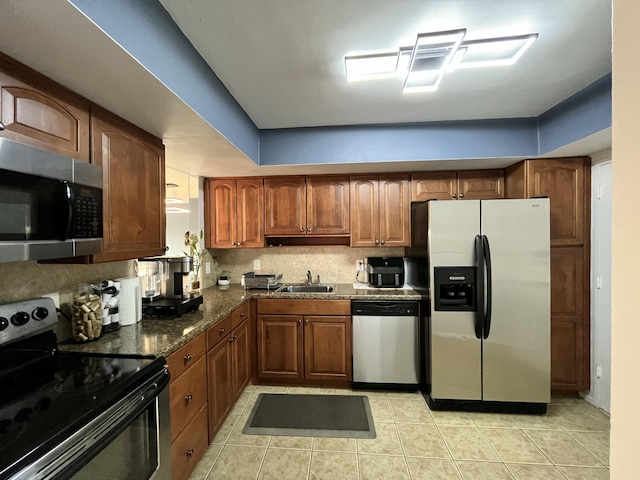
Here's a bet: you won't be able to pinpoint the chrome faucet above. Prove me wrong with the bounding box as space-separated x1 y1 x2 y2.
307 270 312 284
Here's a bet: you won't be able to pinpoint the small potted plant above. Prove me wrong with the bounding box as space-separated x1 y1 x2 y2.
184 230 207 291
217 269 231 286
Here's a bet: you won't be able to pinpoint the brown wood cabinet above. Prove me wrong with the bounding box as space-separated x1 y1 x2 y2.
206 302 253 441
166 333 208 480
265 176 350 236
350 174 410 247
0 52 90 161
205 178 264 248
505 157 591 392
91 107 166 262
257 299 352 385
411 170 504 201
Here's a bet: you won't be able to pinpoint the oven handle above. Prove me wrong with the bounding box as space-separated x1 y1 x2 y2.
10 368 170 480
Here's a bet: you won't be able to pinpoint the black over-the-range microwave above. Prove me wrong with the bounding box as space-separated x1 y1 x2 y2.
0 137 103 262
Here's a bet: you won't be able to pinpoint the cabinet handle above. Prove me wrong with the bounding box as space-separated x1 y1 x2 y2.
298 319 302 324
231 242 236 246
452 193 457 199
186 449 194 457
300 227 305 232
305 319 309 325
307 227 312 233
185 394 193 402
459 193 464 198
237 241 243 246
240 312 245 317
381 240 385 245
375 239 379 244
219 328 226 334
184 354 192 363
229 335 237 342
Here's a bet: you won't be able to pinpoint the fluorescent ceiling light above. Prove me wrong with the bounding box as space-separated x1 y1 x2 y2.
166 182 186 204
403 29 465 93
453 34 539 69
344 29 538 93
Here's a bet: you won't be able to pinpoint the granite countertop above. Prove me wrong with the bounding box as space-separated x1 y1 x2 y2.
59 283 426 358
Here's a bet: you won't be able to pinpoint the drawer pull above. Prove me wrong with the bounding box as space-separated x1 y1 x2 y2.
184 354 192 362
185 394 193 402
240 312 245 317
186 449 194 457
219 328 226 334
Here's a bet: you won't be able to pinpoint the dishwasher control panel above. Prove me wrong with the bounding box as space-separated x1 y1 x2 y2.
351 301 419 316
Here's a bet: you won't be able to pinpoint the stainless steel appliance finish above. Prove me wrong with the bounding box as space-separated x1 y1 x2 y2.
0 137 103 263
366 257 405 288
416 199 550 412
352 301 420 388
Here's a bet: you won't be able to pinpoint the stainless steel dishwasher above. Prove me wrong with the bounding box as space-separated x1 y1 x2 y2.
352 300 420 390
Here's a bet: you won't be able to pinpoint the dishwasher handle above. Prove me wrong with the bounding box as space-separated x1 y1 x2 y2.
351 301 419 316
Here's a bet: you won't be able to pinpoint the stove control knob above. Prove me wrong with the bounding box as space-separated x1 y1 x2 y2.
0 317 8 331
11 311 30 326
32 307 49 321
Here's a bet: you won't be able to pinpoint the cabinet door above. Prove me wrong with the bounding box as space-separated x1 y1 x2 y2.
236 178 264 247
265 177 306 235
458 170 504 200
379 174 410 247
231 320 251 400
525 158 587 246
306 176 350 235
304 316 352 381
550 246 588 391
411 171 457 201
91 108 165 262
205 179 237 249
171 405 208 480
350 176 379 247
207 339 232 441
0 53 90 161
257 315 303 380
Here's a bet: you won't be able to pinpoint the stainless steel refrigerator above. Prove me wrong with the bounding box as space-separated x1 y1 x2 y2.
414 198 550 413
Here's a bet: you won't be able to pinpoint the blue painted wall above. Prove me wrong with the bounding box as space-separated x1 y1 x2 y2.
260 119 538 165
70 0 260 163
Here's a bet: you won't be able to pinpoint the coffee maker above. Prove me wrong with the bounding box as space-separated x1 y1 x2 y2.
138 256 203 317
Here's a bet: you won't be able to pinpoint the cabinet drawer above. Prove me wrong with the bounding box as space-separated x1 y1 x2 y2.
170 355 207 440
231 301 250 330
166 333 205 380
171 404 208 480
207 315 232 350
257 299 350 315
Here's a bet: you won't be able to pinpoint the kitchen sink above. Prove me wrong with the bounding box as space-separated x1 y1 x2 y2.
277 284 335 293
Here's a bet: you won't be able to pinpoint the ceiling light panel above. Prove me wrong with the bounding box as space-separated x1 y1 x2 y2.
345 53 399 81
454 34 539 69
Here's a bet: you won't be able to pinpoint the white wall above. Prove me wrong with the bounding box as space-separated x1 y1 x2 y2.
585 150 612 413
611 0 640 476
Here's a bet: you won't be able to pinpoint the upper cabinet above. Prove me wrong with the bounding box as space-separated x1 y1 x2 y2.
205 178 264 249
412 170 505 201
0 52 90 161
505 158 588 246
350 174 411 247
91 107 166 262
265 176 349 236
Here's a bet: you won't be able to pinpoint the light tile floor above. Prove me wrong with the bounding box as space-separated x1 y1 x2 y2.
188 385 610 480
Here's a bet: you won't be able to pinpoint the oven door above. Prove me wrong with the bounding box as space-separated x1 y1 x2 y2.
11 369 171 480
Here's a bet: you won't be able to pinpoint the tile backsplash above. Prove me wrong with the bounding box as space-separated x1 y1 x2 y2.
204 246 405 285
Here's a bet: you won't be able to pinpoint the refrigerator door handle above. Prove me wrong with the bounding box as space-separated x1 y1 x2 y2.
482 235 493 339
474 234 485 339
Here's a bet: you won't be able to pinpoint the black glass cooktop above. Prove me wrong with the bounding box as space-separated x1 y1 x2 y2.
0 332 166 479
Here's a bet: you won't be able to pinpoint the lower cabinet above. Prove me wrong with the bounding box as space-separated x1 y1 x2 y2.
166 333 208 480
207 307 252 441
257 299 352 385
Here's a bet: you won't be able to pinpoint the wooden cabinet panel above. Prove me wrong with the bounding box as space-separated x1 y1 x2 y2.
205 179 236 248
169 355 207 440
306 176 350 235
207 338 232 440
526 159 586 246
231 320 251 399
206 315 232 350
91 108 165 262
257 299 351 316
411 172 457 201
379 174 410 247
171 405 208 480
265 177 306 235
166 333 206 381
257 315 304 380
351 174 409 247
550 246 587 390
236 178 264 247
458 170 504 200
350 176 379 247
0 52 90 161
304 316 352 380
231 301 250 330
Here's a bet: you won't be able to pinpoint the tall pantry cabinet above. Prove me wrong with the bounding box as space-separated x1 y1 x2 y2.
505 157 591 393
